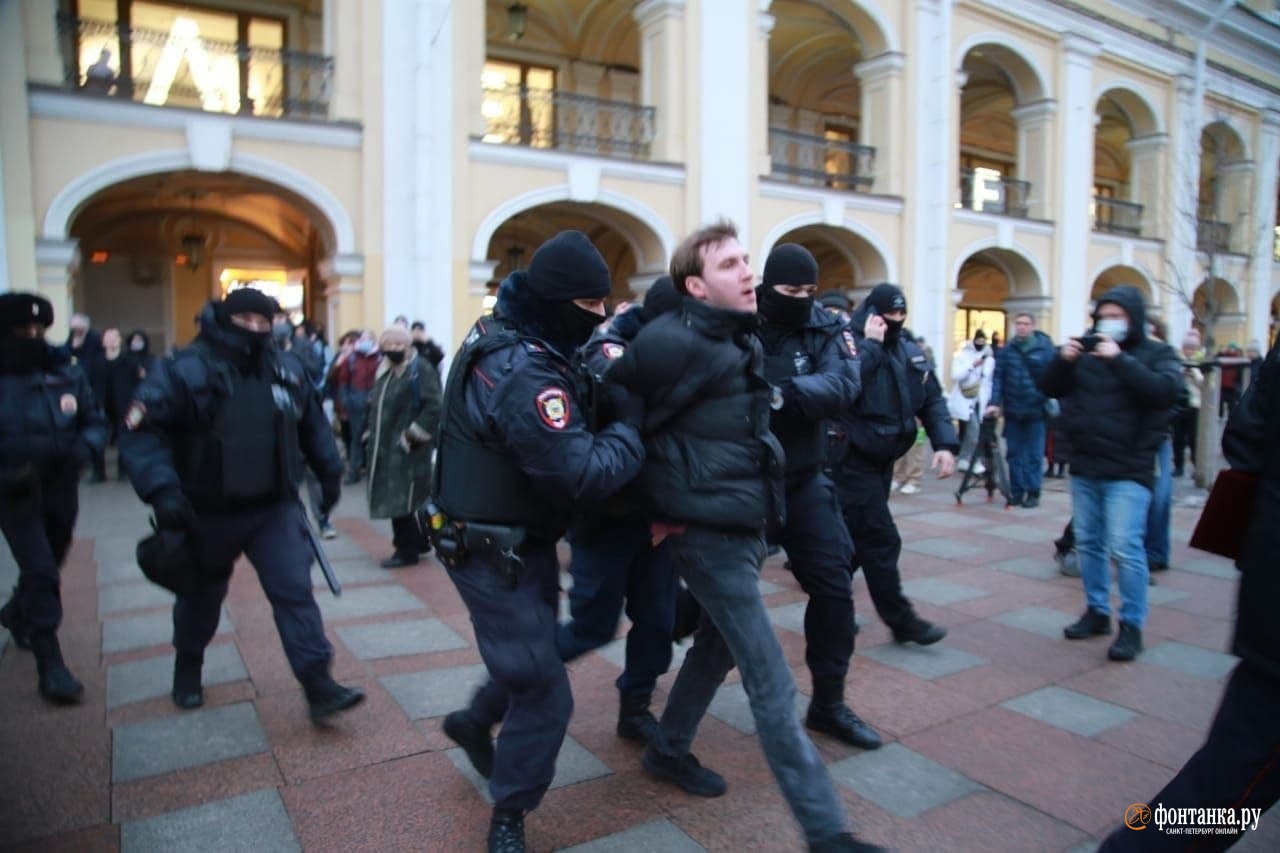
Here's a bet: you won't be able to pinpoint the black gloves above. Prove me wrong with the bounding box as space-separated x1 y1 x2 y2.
151 489 197 531
614 390 646 431
320 479 341 517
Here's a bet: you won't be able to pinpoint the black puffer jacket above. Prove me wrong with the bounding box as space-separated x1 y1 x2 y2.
606 297 785 532
1222 344 1280 678
1038 286 1181 489
0 344 106 473
833 303 958 466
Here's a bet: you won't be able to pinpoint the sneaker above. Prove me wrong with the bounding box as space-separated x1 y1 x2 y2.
1022 492 1040 508
972 461 986 475
810 833 889 852
443 711 495 779
1064 608 1111 639
1108 622 1144 661
890 480 902 492
320 522 338 540
303 675 365 722
891 618 946 646
487 808 525 853
171 652 205 709
1149 561 1170 573
899 483 920 495
1055 549 1080 577
641 746 727 797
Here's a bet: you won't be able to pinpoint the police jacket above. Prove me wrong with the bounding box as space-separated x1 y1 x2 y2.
432 272 645 542
757 300 861 476
1038 289 1181 489
120 304 343 511
833 305 959 465
991 330 1055 420
605 297 785 533
0 344 106 475
1222 344 1280 678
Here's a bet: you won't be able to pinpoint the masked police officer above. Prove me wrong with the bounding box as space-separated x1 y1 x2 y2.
0 293 106 703
831 284 959 644
756 244 881 750
433 231 645 853
119 289 359 721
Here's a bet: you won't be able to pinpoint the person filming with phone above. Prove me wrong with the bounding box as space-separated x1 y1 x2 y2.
1037 286 1182 663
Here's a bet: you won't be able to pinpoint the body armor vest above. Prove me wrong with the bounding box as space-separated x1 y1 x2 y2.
761 330 826 476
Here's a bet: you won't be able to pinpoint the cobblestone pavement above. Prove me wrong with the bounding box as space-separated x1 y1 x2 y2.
2 470 1276 851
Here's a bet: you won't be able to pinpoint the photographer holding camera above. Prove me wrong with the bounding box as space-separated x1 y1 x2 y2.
1038 286 1182 662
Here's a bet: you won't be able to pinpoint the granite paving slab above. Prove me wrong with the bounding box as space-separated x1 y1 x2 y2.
107 643 248 709
984 523 1059 544
902 538 983 560
103 609 231 655
120 788 298 852
988 556 1060 580
112 702 268 782
380 664 489 720
1137 584 1191 606
316 584 426 622
595 636 689 674
1175 556 1237 579
861 643 987 680
562 819 706 852
901 578 990 605
98 582 175 616
757 578 784 596
448 735 610 803
829 743 985 817
992 606 1077 640
337 617 468 660
1000 686 1137 737
706 682 809 735
311 559 389 589
903 511 976 529
1142 641 1238 680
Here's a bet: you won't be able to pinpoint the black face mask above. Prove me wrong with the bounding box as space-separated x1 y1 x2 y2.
756 286 813 329
555 301 605 349
382 349 406 364
0 336 49 373
883 318 905 345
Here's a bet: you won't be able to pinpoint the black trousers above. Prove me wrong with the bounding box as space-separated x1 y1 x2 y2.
1172 407 1198 474
390 514 426 557
834 453 916 630
773 471 858 680
0 465 79 633
1098 661 1280 851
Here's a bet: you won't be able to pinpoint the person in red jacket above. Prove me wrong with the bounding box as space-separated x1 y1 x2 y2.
329 330 380 482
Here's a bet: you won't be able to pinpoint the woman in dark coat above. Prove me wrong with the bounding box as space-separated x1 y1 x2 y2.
366 326 442 568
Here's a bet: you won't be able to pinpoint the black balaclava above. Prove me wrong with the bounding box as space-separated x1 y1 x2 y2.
758 243 818 329
865 283 908 345
972 331 987 350
526 230 612 352
0 292 55 374
218 289 277 361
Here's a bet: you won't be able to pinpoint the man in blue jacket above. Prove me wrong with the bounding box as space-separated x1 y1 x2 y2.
987 312 1055 507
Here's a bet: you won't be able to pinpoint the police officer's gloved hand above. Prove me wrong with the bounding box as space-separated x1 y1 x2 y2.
151 489 197 531
320 479 341 517
615 391 646 431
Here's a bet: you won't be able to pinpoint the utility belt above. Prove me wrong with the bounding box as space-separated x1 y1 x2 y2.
420 501 526 589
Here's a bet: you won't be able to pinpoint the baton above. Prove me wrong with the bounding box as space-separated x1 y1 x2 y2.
300 502 342 597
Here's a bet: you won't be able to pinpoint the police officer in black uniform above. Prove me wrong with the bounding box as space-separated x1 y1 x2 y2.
119 289 360 720
756 244 880 750
432 231 645 853
831 284 959 644
0 293 106 703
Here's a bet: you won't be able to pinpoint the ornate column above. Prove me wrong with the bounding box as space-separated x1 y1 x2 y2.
854 52 905 195
1165 74 1199 340
320 253 366 345
1247 110 1279 346
693 0 754 229
1011 100 1056 219
952 68 968 208
1125 134 1168 237
634 0 687 163
35 239 79 341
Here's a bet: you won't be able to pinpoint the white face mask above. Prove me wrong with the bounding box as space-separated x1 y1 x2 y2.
130 339 145 352
1095 317 1128 339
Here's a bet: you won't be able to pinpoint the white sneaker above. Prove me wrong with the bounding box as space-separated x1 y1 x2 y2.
899 483 920 495
890 480 902 492
973 462 986 475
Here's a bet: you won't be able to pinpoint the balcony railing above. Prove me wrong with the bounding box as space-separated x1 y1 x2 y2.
1093 196 1143 236
958 169 1030 218
56 13 333 120
1196 219 1231 254
480 84 655 160
768 128 875 191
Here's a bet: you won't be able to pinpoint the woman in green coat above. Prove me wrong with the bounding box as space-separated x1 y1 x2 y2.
366 326 443 568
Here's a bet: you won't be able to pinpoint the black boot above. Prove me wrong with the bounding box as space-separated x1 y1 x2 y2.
302 672 365 721
810 832 889 852
487 808 525 853
172 652 204 709
805 676 882 750
1022 491 1040 509
891 616 947 646
443 710 495 778
1108 622 1144 661
641 745 727 797
31 632 83 704
0 594 32 650
1063 608 1111 639
616 691 659 744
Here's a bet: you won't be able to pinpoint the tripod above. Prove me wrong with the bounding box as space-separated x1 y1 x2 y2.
954 411 1013 506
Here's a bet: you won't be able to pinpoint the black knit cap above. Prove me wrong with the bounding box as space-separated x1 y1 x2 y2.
0 292 54 329
866 283 907 315
527 230 612 301
818 291 853 312
223 287 278 319
643 275 681 317
762 243 819 287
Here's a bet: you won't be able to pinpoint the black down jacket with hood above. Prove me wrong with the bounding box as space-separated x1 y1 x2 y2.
1037 285 1182 489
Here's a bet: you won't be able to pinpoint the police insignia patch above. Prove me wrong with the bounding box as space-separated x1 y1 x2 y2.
602 342 625 360
842 329 858 357
536 387 570 430
59 394 78 415
124 401 146 430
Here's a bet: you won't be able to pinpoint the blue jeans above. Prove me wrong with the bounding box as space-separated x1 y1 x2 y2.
1003 416 1046 500
1071 477 1153 628
1144 438 1173 567
653 527 847 843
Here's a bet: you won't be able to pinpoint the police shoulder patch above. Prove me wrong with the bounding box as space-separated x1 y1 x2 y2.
535 387 571 430
124 401 146 430
602 342 625 360
59 394 78 415
841 329 858 357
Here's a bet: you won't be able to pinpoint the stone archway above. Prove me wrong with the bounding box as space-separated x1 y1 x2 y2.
1192 277 1244 349
953 245 1046 350
760 222 893 305
1094 86 1165 236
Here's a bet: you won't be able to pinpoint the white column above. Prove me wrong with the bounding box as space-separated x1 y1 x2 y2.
634 0 687 163
1051 33 1100 342
1166 74 1199 340
854 52 905 195
330 0 361 120
35 239 78 341
1126 134 1168 237
909 0 952 356
696 0 754 229
1011 100 1056 219
1247 110 1279 347
412 0 455 347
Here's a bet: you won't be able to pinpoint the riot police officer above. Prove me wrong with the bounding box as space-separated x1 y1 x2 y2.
756 244 880 750
0 292 106 703
432 231 644 853
831 284 959 644
119 289 360 721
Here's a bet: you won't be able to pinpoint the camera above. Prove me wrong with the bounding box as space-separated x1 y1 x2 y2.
1077 333 1102 352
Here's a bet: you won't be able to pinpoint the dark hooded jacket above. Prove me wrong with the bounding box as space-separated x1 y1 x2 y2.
1 341 106 474
991 328 1056 420
605 297 786 533
1038 285 1182 488
832 301 958 466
